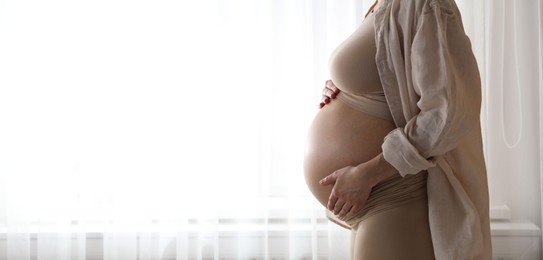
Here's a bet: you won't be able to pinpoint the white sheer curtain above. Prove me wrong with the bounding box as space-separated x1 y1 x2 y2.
0 0 373 259
456 0 543 227
457 0 543 257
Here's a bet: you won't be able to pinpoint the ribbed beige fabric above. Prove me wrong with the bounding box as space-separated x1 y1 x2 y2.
326 170 428 229
326 171 435 259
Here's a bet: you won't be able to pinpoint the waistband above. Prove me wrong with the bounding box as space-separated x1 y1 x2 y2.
326 170 428 229
335 91 393 121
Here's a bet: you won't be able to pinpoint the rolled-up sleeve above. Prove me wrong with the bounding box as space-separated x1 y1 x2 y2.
382 1 482 176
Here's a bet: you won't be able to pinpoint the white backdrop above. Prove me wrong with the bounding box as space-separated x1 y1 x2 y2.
0 0 370 259
459 0 542 225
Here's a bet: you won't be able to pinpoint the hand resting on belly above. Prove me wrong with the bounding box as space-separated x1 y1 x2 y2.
304 80 399 218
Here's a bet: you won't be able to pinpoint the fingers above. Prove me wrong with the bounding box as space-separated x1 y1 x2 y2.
319 97 330 109
324 80 340 97
328 187 353 216
322 88 339 99
331 201 362 218
327 193 363 218
345 204 363 219
327 193 339 211
319 173 337 186
331 197 355 217
338 202 353 217
319 80 340 109
333 200 347 215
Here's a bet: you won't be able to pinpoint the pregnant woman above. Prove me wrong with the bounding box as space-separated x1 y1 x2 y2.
304 0 492 259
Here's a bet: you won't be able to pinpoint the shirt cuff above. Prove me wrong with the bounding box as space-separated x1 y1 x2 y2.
381 128 437 177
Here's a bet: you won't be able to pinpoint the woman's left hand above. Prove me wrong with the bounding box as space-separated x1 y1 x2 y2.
319 164 376 218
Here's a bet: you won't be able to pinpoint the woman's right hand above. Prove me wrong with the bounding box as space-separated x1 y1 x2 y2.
319 79 340 109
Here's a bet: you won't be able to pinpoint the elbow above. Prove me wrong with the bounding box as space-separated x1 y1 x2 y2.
428 102 480 157
457 90 482 135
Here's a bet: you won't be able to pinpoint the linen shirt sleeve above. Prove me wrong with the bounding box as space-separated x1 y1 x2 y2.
382 1 482 176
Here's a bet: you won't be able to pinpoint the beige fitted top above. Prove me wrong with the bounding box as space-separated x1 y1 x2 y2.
328 12 393 121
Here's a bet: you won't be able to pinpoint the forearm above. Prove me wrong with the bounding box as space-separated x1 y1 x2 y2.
360 152 401 187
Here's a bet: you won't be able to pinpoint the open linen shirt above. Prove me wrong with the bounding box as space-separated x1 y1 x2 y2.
374 0 492 259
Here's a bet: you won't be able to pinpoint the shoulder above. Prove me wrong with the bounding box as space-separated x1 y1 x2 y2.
393 0 458 17
424 0 460 17
387 0 463 32
377 0 464 35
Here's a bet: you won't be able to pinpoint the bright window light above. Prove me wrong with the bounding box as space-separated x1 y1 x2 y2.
0 0 318 222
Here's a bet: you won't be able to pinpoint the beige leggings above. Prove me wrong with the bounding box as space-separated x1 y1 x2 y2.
349 195 435 260
326 171 435 259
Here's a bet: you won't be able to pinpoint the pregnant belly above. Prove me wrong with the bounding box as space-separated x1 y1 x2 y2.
303 99 396 208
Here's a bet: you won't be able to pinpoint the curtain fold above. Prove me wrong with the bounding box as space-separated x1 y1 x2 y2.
475 0 542 226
